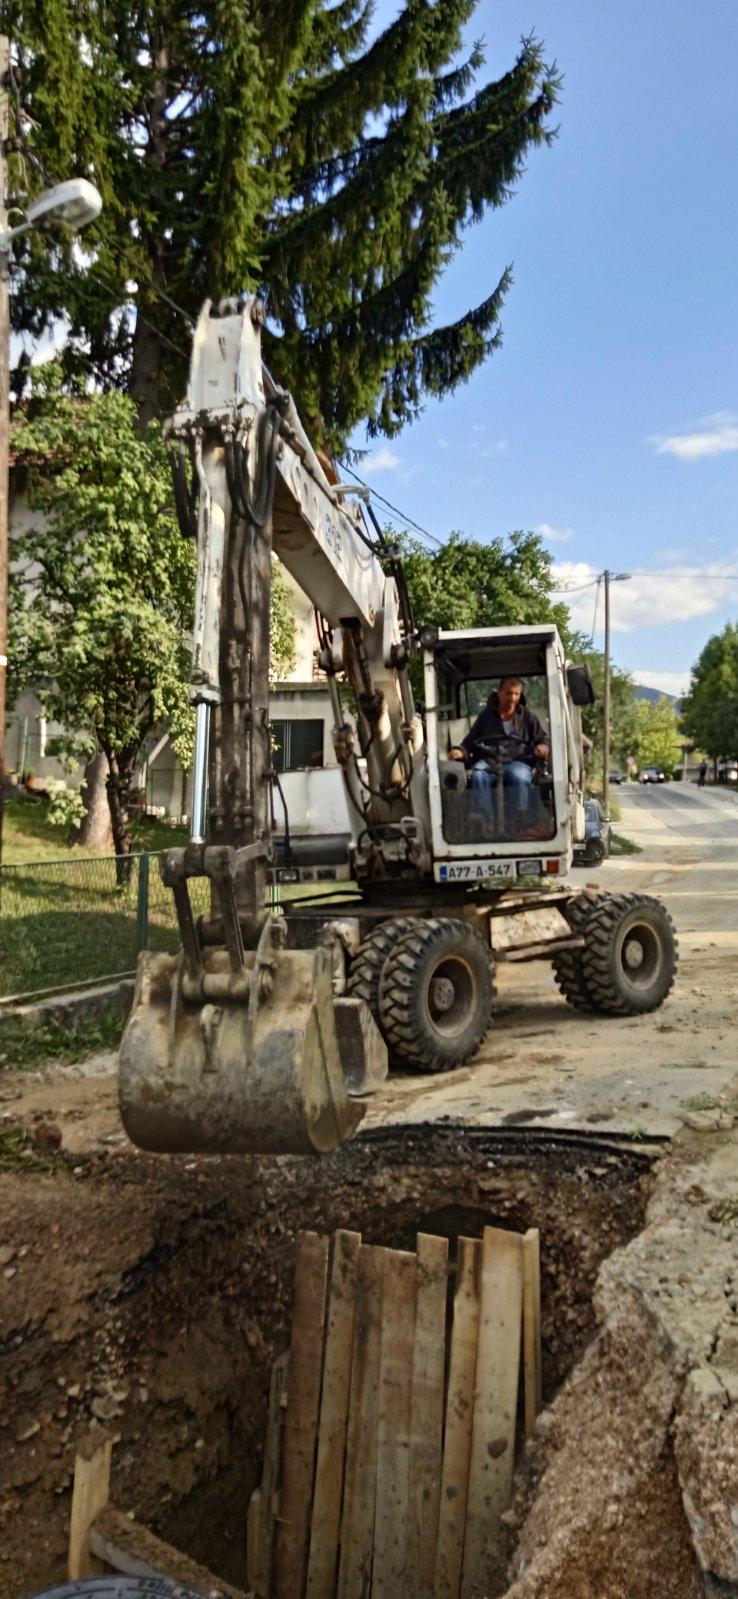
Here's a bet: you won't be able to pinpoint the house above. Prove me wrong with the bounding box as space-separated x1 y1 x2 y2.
7 464 351 838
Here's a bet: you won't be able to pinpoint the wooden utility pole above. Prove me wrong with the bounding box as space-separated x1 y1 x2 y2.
0 34 10 871
602 568 611 818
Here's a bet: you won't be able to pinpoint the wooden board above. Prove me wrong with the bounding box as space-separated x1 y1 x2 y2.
373 1248 417 1599
461 1228 524 1599
68 1430 113 1579
522 1228 542 1439
274 1233 330 1599
407 1233 449 1599
336 1245 388 1599
434 1238 482 1599
89 1503 245 1598
258 1351 289 1599
305 1229 362 1599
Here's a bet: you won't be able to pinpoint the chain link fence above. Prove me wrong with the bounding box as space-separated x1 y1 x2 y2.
0 852 211 1004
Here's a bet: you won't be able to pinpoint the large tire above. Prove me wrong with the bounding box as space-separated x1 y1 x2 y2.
553 892 604 1011
581 892 678 1015
346 917 414 1037
378 918 494 1072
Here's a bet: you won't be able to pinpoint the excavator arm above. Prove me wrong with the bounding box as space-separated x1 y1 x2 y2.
119 296 423 1157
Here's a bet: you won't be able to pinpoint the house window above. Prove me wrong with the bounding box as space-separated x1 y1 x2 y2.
271 719 324 773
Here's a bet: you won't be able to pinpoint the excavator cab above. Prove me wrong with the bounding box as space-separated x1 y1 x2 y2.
425 627 586 880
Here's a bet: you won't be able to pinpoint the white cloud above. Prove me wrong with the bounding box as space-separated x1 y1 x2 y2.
436 436 450 451
469 437 508 459
535 521 573 545
630 669 691 697
552 560 738 634
363 446 403 475
652 412 738 461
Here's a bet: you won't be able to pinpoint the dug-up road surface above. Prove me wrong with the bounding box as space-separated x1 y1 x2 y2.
3 780 736 1153
366 780 738 1139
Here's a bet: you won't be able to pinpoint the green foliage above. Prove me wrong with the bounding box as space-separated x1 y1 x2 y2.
270 559 298 683
632 696 682 772
402 529 572 634
46 779 86 832
681 623 738 759
7 2 559 443
9 364 197 851
574 647 639 777
0 1008 125 1071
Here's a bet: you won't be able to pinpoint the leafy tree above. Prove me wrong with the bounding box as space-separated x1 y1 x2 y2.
7 3 559 438
9 366 197 857
632 696 682 773
681 624 738 760
574 647 639 779
401 530 572 635
9 368 298 853
397 529 574 699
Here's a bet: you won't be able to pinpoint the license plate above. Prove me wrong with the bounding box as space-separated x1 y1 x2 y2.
435 860 515 883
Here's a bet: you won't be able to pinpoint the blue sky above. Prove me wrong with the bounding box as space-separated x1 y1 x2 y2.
358 0 738 694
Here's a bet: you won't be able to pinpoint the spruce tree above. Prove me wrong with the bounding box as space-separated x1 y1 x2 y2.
6 2 559 443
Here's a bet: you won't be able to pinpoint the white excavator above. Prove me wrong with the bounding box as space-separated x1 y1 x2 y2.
119 295 678 1158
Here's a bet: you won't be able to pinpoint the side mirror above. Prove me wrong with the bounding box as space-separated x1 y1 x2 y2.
567 664 595 706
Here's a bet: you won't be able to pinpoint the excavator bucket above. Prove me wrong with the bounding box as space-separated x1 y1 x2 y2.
118 940 364 1157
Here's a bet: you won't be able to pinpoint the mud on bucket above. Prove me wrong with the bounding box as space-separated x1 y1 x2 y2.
118 942 363 1157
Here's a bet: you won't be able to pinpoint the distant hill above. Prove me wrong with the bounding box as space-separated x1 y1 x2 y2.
634 683 681 708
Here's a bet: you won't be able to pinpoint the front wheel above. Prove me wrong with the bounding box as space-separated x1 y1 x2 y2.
581 893 678 1015
378 918 494 1072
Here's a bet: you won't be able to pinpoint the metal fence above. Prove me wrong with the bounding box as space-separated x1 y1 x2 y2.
0 852 210 1004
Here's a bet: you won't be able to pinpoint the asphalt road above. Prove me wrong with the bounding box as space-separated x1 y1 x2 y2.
366 781 738 1138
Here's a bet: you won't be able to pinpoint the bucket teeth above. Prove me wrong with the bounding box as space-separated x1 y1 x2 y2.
119 944 363 1156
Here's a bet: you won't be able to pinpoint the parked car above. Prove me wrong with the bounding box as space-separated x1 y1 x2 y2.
573 798 611 866
608 770 625 785
639 765 665 784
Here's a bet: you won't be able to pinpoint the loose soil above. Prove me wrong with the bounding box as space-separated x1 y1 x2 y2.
0 1121 654 1599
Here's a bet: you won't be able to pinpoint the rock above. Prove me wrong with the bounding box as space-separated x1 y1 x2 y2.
0 1246 15 1268
33 1122 62 1152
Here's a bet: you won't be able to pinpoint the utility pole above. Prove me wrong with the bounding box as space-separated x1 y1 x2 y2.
603 568 611 818
0 34 10 873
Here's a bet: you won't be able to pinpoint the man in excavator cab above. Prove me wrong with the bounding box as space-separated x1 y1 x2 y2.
447 675 550 836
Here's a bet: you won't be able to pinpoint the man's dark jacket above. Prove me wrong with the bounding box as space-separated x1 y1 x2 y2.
462 693 548 768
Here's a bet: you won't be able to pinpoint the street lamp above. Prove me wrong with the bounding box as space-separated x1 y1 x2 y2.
0 35 104 867
603 569 632 816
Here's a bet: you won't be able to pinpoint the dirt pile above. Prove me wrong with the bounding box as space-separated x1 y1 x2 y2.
505 1119 738 1598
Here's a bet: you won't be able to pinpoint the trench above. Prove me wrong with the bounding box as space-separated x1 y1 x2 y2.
1 1122 674 1598
153 1124 659 1591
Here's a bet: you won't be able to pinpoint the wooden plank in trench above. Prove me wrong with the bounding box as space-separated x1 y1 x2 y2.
373 1248 418 1599
461 1228 523 1599
434 1238 482 1599
407 1232 449 1599
274 1232 330 1599
305 1229 362 1599
336 1244 388 1599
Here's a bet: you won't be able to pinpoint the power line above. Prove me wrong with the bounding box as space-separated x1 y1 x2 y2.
337 458 444 548
590 575 601 642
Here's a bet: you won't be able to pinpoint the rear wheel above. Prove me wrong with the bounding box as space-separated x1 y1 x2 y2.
346 918 414 1037
378 918 494 1072
581 892 678 1014
552 892 603 1011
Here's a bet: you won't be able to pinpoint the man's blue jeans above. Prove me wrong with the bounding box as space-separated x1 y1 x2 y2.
470 759 534 824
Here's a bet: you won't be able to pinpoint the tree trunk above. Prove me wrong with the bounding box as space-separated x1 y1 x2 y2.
106 755 135 884
130 315 162 428
68 751 113 851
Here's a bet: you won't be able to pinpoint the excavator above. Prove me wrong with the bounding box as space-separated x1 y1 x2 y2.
119 295 678 1158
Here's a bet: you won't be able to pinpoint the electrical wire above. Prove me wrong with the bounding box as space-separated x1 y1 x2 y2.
590 576 601 643
337 459 444 548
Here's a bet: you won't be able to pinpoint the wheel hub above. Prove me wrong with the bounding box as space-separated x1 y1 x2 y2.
623 936 645 970
430 974 456 1013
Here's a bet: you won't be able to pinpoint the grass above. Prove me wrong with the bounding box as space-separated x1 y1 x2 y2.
0 1008 126 1071
3 793 188 864
0 1125 66 1170
611 832 642 855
